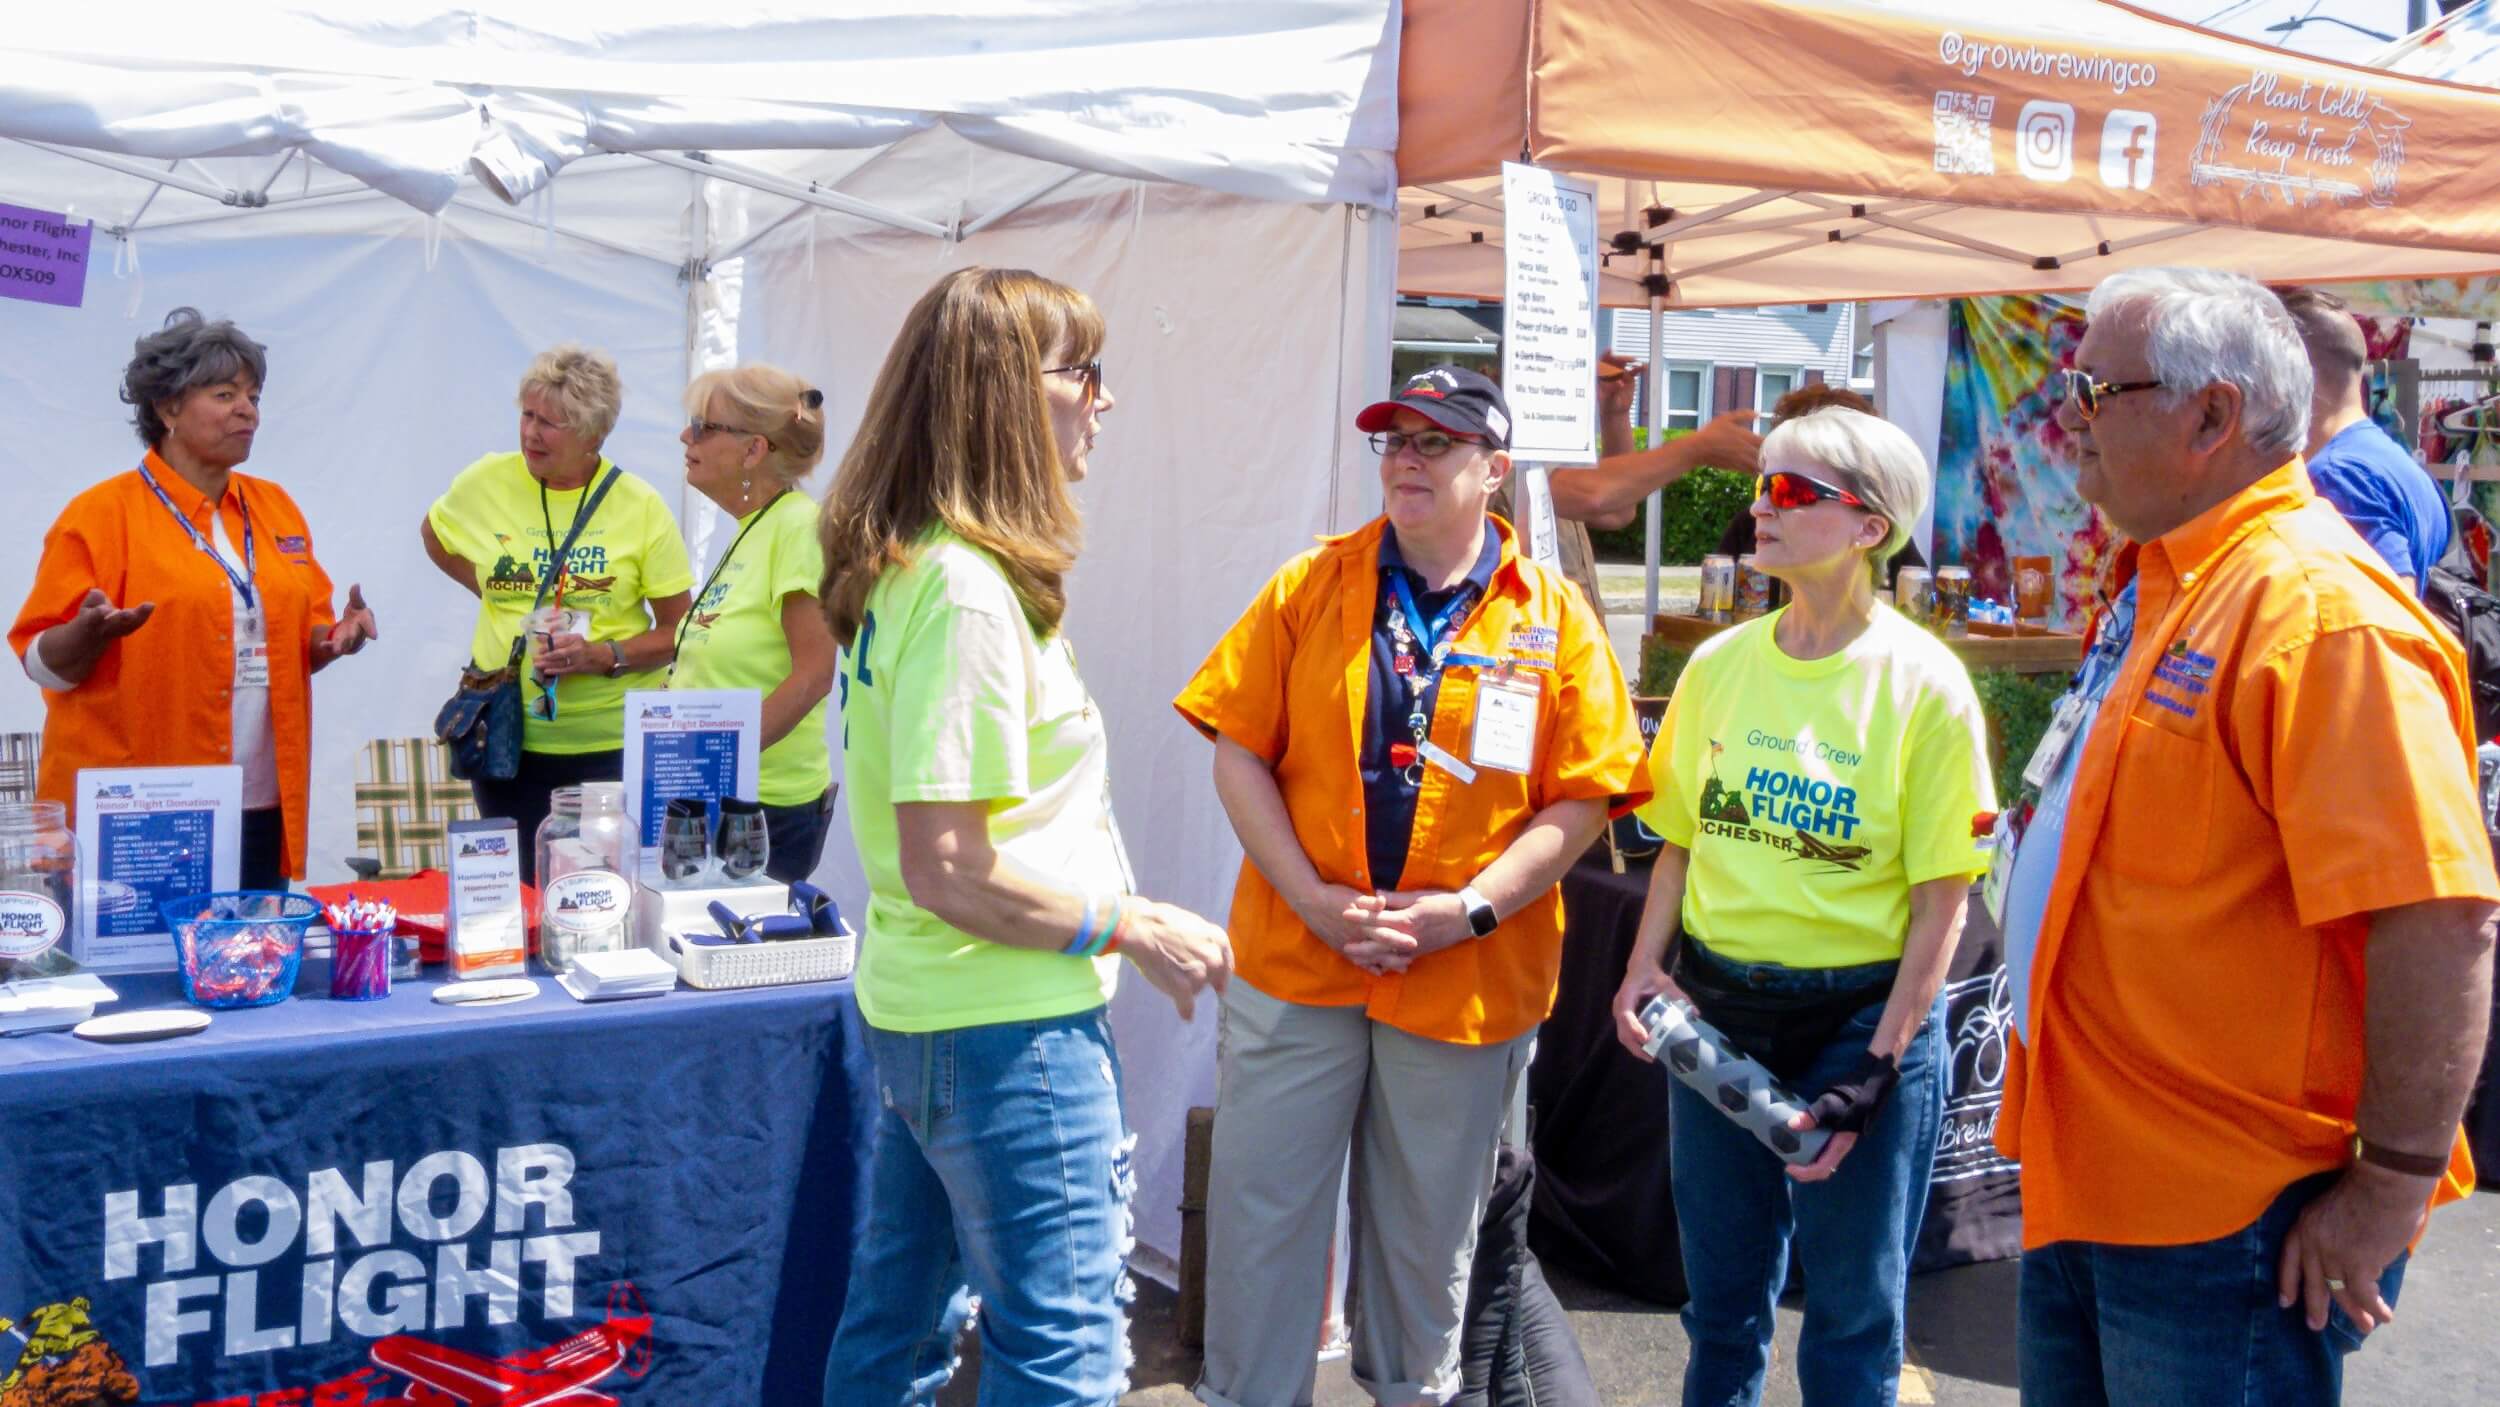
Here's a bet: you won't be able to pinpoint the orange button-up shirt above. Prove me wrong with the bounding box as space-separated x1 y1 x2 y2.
9 454 338 878
1998 462 2497 1249
1174 515 1651 1045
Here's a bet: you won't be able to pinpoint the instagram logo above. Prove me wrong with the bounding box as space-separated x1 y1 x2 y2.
2016 100 2075 182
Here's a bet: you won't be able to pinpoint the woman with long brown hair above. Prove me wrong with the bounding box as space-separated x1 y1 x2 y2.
819 266 1232 1401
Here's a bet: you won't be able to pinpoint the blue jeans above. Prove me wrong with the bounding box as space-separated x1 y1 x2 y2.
2018 1172 2410 1406
824 1008 1135 1406
1669 956 1945 1407
764 788 834 886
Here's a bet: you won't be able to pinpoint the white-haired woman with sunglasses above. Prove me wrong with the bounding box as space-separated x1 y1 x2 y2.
1609 407 1995 1406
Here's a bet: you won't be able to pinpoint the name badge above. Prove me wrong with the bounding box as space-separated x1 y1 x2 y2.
1980 811 2018 926
1470 676 1539 775
234 610 270 690
2020 696 2088 796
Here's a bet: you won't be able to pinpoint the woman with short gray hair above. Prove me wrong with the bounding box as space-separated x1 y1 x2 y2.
10 307 378 890
421 344 694 883
1610 405 1995 1405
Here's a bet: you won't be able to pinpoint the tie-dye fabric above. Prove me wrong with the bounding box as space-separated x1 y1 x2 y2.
1935 295 2113 631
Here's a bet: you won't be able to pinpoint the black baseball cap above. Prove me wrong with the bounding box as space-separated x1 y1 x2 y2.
1355 365 1512 449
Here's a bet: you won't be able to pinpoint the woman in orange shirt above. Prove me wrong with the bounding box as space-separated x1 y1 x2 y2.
10 309 376 889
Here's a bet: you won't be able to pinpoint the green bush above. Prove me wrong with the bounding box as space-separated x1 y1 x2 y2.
1971 668 2073 790
1639 638 2070 798
1584 428 1756 565
1636 637 1693 699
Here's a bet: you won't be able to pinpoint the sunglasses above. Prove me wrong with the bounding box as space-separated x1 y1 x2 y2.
1046 359 1104 398
1756 469 1867 512
2061 368 2163 421
1368 429 1483 459
687 416 758 441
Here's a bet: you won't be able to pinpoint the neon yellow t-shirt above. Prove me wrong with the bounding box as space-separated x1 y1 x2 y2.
840 529 1132 1033
669 491 830 807
428 452 695 755
1636 604 1994 967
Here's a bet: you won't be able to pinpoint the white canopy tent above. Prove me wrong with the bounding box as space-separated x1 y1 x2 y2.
0 1 1403 1268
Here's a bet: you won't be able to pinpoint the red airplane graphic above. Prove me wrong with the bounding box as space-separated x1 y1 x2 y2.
368 1282 653 1407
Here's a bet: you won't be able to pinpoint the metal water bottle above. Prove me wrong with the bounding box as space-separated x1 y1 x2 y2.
1638 995 1832 1166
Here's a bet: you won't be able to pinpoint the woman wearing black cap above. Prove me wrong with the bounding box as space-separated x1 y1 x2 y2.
1176 364 1650 1405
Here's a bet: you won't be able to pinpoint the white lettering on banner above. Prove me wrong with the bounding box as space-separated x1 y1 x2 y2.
2191 68 2411 208
103 1141 604 1367
1935 31 2158 95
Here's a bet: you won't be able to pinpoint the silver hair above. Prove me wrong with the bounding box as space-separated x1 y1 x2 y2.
2084 267 2312 459
120 308 267 448
1759 407 1930 561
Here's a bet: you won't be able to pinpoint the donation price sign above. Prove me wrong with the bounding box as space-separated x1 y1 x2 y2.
73 765 243 972
0 202 94 309
621 690 761 846
1501 163 1602 571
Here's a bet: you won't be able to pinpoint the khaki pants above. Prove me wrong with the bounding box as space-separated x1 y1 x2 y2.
1194 981 1535 1407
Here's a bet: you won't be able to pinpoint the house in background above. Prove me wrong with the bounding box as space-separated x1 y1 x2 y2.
1391 298 1869 432
1605 303 1867 429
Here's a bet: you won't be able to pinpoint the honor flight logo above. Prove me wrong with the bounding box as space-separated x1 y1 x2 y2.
1696 734 1873 872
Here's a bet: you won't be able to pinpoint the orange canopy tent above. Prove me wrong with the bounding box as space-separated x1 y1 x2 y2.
1398 0 2500 309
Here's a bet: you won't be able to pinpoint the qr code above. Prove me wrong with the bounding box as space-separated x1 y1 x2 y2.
1933 91 1996 176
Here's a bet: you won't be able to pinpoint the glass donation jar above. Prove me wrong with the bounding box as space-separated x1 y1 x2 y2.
0 801 81 981
533 783 636 976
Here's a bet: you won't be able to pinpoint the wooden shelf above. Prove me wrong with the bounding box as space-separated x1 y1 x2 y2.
1647 613 2082 674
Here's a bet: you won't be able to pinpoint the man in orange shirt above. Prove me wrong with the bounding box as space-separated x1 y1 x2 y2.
1988 268 2498 1406
1176 367 1648 1407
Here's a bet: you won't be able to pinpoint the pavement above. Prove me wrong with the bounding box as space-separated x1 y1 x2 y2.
933 1189 2500 1405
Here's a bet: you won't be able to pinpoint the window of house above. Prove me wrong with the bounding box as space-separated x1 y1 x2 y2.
1755 366 1801 425
1665 364 1705 431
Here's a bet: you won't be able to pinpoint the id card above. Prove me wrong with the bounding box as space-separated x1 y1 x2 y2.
1980 811 2017 926
2020 696 2088 795
1470 675 1539 774
234 610 270 690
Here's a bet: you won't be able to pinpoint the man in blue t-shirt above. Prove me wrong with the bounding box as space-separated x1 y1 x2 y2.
2274 285 2451 596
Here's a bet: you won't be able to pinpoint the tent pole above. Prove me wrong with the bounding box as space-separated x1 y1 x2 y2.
13 139 250 205
633 150 952 240
1644 240 1666 624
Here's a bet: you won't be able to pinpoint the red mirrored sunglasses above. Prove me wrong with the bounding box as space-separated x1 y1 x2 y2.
1755 469 1867 512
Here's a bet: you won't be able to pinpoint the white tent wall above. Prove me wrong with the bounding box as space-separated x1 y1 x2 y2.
732 182 1396 1266
0 213 691 884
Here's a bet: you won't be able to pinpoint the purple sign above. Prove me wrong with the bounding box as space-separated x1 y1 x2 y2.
0 202 93 309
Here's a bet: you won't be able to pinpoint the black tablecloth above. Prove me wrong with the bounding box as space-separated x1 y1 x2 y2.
1529 857 2023 1307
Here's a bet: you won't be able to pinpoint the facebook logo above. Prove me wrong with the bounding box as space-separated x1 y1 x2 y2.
2100 111 2156 191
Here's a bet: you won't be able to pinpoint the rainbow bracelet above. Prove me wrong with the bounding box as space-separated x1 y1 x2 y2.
1064 898 1104 956
1099 900 1132 957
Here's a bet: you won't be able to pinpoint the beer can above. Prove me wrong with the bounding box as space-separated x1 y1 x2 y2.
1935 565 1972 637
1700 554 1736 620
1895 566 1934 623
1735 554 1773 616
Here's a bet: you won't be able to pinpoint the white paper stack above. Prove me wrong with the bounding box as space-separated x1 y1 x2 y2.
555 947 678 1002
0 974 118 1034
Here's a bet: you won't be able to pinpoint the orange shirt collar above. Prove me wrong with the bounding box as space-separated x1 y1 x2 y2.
1325 511 1532 601
2140 459 2312 586
141 448 243 520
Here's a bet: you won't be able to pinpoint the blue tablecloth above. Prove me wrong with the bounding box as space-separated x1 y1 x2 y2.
0 961 875 1406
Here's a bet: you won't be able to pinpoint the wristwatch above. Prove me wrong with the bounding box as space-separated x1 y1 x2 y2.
1457 885 1499 939
604 640 627 677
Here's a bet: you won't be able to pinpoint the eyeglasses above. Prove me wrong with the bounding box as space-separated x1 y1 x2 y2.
1046 360 1104 398
1367 429 1482 459
687 417 757 441
1756 469 1867 512
2061 368 2164 421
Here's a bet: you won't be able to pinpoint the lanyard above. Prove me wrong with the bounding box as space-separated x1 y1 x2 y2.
671 490 791 674
538 477 605 605
137 463 255 611
1386 571 1479 786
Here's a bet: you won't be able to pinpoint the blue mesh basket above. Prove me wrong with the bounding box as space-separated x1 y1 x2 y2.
161 891 317 1009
